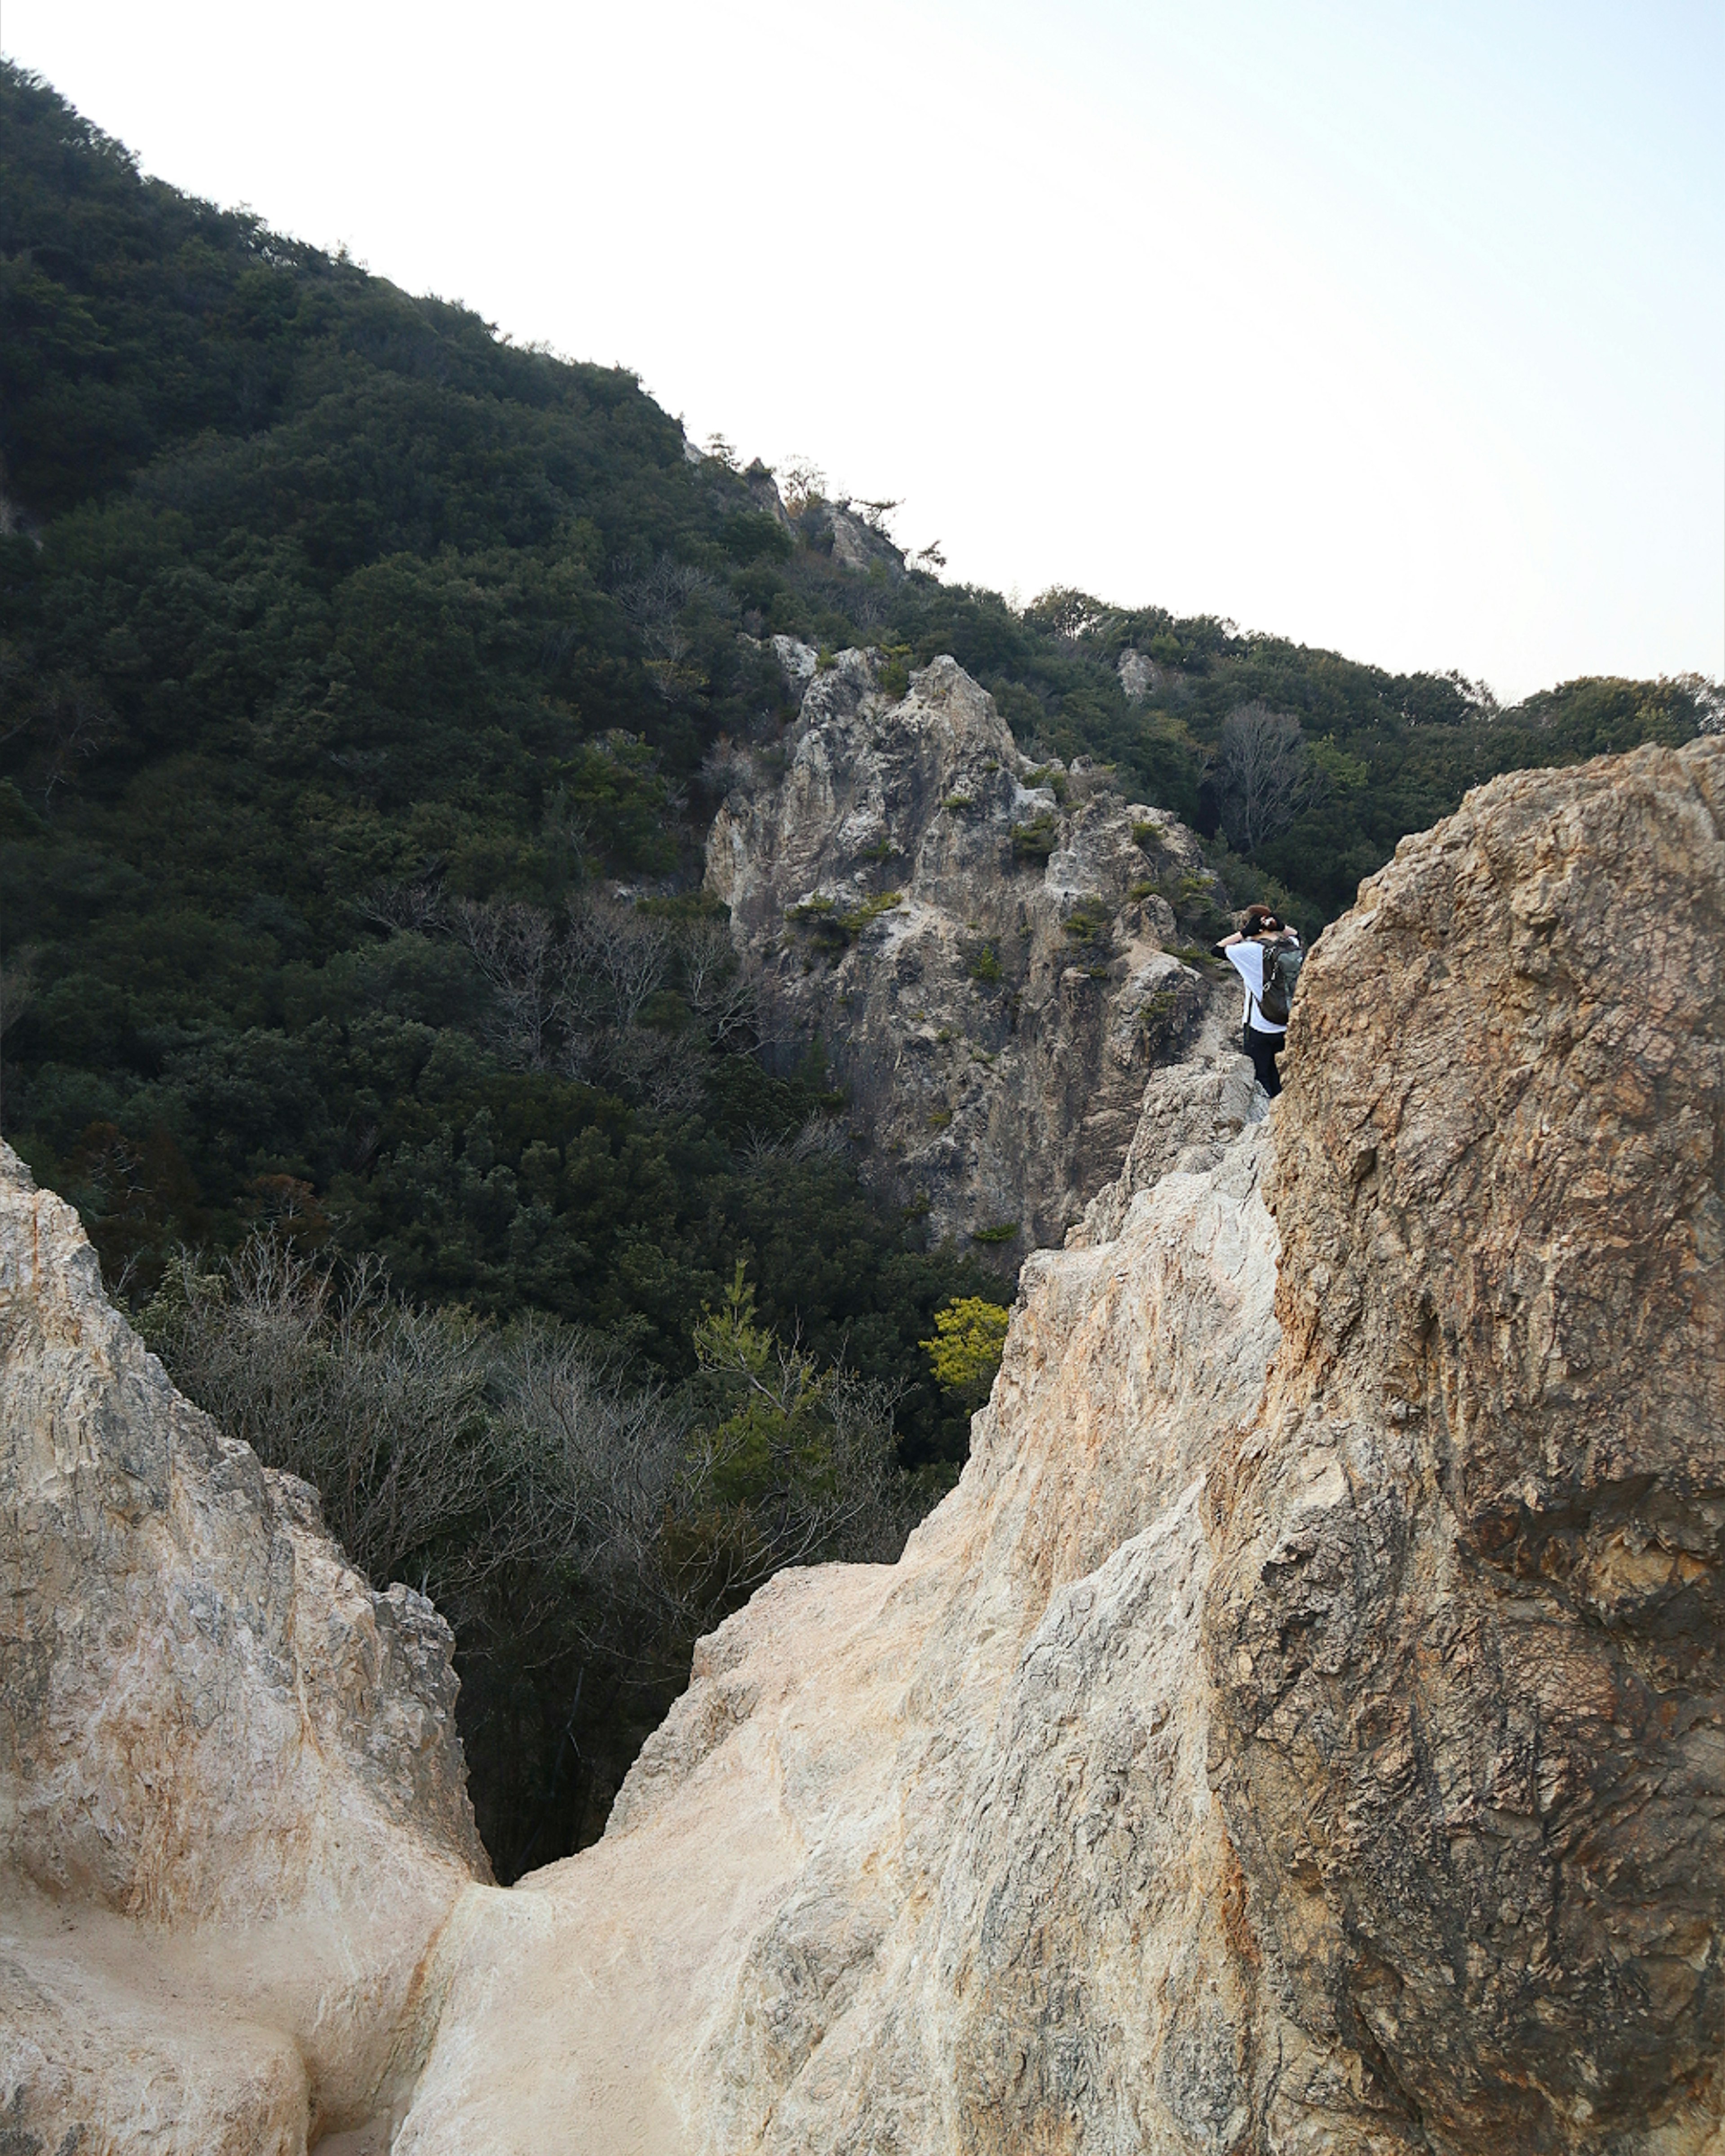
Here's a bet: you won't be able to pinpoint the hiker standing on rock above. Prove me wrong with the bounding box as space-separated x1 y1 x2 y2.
1213 904 1303 1100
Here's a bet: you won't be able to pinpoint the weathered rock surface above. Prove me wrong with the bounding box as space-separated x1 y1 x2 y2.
395 734 1724 2151
1206 732 1725 2149
10 735 1722 2153
707 649 1223 1258
0 1146 487 2152
1117 647 1166 702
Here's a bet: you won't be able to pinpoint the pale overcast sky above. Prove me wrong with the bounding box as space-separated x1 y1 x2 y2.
6 0 1721 700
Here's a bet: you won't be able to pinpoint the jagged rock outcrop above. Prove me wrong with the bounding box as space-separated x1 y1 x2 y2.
1117 648 1165 702
707 650 1221 1257
1204 732 1725 2148
394 734 1723 2151
11 736 1721 2153
0 1147 487 2153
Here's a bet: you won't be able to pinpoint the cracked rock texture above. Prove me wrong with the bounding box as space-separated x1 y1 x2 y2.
1205 733 1725 2151
706 650 1222 1259
0 1144 487 2153
9 736 1722 2154
398 735 1724 2152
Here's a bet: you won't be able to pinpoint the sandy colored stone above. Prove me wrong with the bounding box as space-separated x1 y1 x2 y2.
9 733 1723 2153
398 1077 1280 2152
0 1147 486 2152
401 735 1725 2152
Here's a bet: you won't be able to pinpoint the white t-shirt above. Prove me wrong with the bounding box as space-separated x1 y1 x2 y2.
1225 939 1288 1035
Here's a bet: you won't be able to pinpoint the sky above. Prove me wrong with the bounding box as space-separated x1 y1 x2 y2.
5 0 1721 700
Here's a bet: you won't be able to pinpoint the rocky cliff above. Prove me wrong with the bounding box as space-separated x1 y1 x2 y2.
392 733 1723 2150
707 649 1223 1258
8 735 1722 2153
0 1148 487 2152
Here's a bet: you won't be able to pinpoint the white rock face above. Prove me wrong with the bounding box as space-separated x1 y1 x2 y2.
395 1047 1282 2152
769 632 818 691
398 737 1725 2154
0 1144 486 2154
825 505 903 576
707 651 1225 1257
1116 648 1164 702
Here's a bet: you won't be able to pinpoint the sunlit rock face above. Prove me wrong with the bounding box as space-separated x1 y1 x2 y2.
707 650 1223 1261
0 1144 487 2154
1205 733 1725 2150
400 737 1725 2152
9 736 1722 2156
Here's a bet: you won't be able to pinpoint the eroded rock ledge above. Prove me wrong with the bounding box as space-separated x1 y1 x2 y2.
6 736 1722 2154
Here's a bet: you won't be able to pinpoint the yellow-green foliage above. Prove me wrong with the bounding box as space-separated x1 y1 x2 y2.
785 890 903 945
921 1295 1011 1407
693 1261 834 1508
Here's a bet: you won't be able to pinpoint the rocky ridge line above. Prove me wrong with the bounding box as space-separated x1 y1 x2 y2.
6 736 1721 2152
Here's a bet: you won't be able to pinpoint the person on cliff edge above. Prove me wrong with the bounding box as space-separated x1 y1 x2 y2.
1212 904 1300 1100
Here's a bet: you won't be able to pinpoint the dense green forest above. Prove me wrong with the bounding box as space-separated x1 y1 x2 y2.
1 61 1712 1873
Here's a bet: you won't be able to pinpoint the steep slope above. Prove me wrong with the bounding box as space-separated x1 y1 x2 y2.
0 1146 486 2152
395 733 1724 2152
708 649 1224 1256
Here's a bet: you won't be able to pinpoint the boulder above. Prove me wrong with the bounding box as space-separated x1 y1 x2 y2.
1206 733 1725 2147
0 1147 487 2153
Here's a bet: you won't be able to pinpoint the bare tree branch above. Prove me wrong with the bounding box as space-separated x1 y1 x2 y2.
1215 702 1327 856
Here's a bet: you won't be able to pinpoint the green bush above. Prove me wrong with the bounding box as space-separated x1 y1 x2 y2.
1010 813 1058 860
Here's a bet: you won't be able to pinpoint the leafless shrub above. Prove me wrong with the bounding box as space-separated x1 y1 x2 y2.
448 897 574 1068
777 458 827 519
845 584 895 632
616 560 717 698
740 1115 849 1174
361 889 761 1097
499 1317 690 1595
1215 702 1328 856
702 735 756 799
358 871 447 935
146 1242 515 1600
615 556 721 696
499 1300 907 1669
681 920 756 1049
601 1022 705 1113
567 894 672 1032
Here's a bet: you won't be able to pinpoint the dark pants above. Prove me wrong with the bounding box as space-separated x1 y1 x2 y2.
1244 1024 1284 1099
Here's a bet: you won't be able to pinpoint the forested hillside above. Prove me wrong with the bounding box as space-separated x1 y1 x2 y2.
0 60 1711 1871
